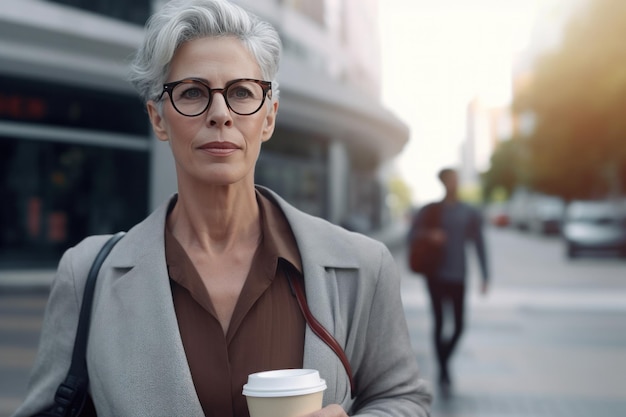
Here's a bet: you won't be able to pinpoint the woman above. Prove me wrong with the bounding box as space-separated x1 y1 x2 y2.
12 1 431 416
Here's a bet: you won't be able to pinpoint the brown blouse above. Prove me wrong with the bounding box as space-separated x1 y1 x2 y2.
165 192 306 417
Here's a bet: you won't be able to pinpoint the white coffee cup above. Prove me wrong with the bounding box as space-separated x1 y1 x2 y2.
242 369 327 417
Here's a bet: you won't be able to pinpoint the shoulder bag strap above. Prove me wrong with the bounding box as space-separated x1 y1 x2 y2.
50 232 126 417
284 265 356 399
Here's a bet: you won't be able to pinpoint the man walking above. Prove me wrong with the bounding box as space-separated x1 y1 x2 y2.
409 168 489 392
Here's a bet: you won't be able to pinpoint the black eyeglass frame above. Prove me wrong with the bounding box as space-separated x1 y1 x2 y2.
159 78 272 117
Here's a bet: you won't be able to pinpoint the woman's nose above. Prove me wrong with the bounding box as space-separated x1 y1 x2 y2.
206 91 232 126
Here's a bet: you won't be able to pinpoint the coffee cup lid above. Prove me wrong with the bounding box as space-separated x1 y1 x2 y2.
242 369 327 397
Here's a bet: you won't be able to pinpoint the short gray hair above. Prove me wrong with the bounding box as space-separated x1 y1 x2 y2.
129 0 281 104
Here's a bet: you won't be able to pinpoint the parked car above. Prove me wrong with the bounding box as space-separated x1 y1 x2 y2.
486 202 510 228
508 187 533 230
508 188 564 234
527 194 565 235
562 199 626 258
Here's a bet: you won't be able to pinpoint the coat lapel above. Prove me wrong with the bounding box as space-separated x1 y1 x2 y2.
89 198 204 416
257 187 360 404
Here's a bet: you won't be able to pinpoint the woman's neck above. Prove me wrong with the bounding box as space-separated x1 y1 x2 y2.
167 183 261 255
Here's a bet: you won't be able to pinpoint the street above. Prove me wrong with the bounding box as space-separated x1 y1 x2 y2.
1 226 626 416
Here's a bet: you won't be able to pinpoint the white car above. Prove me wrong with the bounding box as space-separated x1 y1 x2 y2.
562 199 626 258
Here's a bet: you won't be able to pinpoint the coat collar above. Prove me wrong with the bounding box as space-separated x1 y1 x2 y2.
106 198 169 269
257 186 361 270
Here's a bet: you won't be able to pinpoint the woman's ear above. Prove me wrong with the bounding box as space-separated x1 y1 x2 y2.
261 100 279 143
147 100 169 142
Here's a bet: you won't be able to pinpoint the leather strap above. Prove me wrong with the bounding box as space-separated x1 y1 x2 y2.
48 232 126 417
69 232 126 377
284 266 356 398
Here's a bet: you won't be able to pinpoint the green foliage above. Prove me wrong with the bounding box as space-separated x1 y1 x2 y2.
459 183 482 205
387 175 413 216
482 137 527 202
513 0 626 199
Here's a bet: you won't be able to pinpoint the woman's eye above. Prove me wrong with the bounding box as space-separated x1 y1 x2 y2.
180 87 204 99
230 86 253 99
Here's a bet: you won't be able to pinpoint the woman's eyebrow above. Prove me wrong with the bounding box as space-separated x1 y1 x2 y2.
174 77 248 86
181 76 210 84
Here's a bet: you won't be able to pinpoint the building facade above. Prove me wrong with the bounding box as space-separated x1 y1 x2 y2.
0 0 408 270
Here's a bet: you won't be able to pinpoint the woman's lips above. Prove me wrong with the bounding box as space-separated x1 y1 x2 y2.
198 141 239 156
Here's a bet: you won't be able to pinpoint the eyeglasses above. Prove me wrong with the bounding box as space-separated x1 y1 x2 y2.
159 78 272 117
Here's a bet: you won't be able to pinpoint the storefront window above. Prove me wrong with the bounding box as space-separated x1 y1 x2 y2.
0 137 148 268
0 75 148 136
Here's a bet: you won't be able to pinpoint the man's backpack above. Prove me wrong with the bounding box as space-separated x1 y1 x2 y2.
408 203 444 277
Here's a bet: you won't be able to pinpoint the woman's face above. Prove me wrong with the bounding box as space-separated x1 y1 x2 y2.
147 36 278 188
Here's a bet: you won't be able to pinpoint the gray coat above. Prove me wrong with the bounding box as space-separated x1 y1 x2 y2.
13 187 431 417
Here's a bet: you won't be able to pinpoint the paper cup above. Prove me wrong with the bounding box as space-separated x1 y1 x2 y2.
242 369 327 417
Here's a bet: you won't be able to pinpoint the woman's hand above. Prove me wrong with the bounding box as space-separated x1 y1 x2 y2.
301 404 348 417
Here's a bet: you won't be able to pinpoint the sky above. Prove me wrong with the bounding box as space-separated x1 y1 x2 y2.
378 0 539 204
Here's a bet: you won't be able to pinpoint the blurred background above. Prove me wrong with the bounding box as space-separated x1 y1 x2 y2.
1 0 625 416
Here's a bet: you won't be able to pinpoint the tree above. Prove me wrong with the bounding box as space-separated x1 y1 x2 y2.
482 137 528 202
514 0 626 200
387 174 413 217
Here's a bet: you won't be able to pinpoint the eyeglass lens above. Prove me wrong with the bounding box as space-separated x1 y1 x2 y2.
170 80 266 116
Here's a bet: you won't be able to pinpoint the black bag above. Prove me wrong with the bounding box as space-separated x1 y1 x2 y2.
34 232 125 417
408 203 443 276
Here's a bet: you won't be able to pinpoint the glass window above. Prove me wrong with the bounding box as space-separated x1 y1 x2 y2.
256 127 328 218
0 75 149 137
256 151 328 219
46 0 151 25
0 137 149 268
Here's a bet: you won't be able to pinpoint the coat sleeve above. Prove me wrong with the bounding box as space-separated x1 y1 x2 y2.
11 236 108 417
350 243 432 416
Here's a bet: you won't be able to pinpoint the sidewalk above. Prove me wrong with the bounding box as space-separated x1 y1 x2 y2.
405 299 626 417
395 250 626 417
